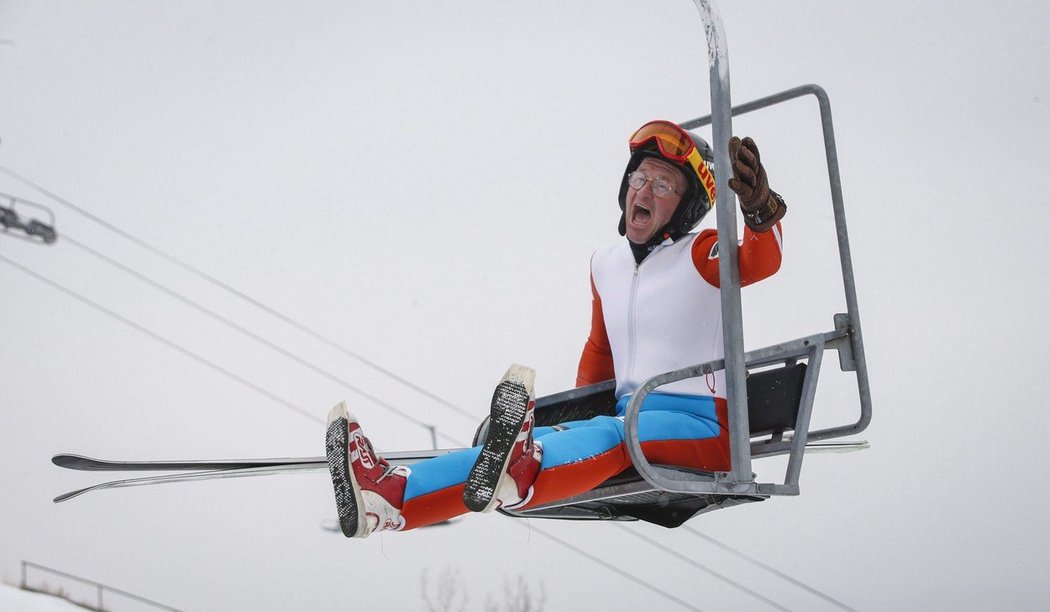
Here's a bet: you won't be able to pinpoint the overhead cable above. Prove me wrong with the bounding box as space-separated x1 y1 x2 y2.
519 522 703 612
0 254 321 425
0 164 477 421
683 526 857 611
615 524 791 611
1 252 466 446
58 232 464 446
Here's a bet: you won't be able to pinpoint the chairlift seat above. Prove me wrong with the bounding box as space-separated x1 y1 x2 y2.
473 364 808 527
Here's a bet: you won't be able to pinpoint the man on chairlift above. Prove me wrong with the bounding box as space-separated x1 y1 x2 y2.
326 120 787 538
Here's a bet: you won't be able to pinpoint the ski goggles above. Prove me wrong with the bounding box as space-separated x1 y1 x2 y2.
629 120 716 204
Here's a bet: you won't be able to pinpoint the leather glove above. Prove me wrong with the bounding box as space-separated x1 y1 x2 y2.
728 136 786 232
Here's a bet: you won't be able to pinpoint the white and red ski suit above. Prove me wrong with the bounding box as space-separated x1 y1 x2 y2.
398 223 782 529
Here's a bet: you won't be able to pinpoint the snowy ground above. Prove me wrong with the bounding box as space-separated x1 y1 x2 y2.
0 582 88 611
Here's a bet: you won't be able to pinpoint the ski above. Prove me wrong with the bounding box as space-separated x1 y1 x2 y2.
802 440 870 453
52 449 450 472
52 449 456 503
52 453 325 472
53 463 324 503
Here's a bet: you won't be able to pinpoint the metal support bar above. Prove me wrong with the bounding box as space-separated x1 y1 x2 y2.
624 333 826 495
20 561 180 611
782 342 822 489
692 0 753 489
680 84 872 438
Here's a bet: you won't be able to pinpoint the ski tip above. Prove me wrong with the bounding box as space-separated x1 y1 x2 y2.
53 488 87 503
52 454 88 468
804 440 871 453
503 363 536 389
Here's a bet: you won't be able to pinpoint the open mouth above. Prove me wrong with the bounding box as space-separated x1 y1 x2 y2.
631 203 652 226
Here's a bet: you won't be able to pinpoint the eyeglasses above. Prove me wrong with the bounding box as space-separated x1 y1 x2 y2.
626 170 680 198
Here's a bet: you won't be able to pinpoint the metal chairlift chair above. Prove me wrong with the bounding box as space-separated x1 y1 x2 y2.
473 1 875 528
474 72 873 528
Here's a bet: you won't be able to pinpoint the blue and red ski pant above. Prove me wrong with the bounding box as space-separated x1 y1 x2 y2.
399 393 730 530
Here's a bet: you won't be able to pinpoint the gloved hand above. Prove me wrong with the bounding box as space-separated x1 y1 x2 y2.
728 136 786 232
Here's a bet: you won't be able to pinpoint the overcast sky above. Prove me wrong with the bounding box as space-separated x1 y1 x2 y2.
2 1 1049 610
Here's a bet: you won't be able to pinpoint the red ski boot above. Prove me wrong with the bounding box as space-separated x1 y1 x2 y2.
464 364 542 513
325 402 409 538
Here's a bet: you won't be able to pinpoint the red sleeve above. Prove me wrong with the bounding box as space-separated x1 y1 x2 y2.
576 272 615 387
691 221 783 288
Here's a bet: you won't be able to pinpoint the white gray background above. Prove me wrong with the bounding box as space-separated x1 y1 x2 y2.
2 1 1049 610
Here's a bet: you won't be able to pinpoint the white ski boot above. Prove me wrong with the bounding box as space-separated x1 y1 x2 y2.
325 402 409 538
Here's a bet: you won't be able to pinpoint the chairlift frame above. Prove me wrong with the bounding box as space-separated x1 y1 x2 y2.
486 2 872 524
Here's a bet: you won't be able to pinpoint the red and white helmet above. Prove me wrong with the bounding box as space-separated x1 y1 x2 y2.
617 120 716 239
